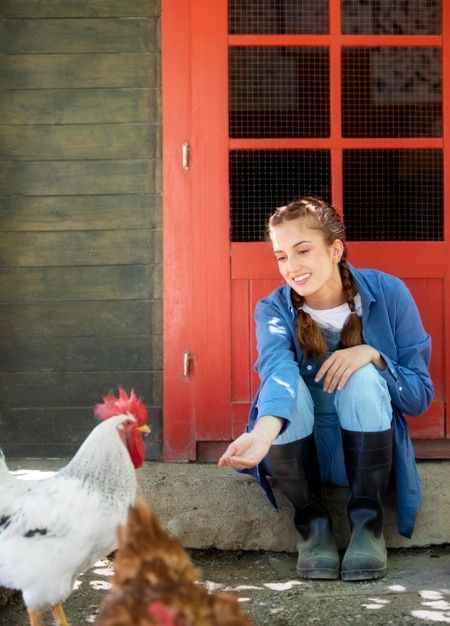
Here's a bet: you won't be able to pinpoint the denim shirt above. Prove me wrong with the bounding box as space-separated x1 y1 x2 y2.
243 265 434 538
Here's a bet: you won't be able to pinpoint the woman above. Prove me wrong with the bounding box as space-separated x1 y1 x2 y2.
219 197 433 581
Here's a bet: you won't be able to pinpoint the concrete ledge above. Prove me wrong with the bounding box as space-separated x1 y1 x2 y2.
136 461 449 551
8 459 449 551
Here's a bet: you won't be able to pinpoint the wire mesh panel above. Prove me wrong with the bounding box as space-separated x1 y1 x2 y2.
342 47 442 137
341 0 441 34
230 150 331 241
229 0 329 34
229 47 330 138
343 150 443 241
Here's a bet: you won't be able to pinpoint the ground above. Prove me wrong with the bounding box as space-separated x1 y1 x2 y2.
1 547 450 625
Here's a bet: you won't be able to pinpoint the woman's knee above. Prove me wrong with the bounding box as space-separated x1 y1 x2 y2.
334 364 392 432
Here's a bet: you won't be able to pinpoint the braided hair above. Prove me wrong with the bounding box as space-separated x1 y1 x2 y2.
268 197 362 359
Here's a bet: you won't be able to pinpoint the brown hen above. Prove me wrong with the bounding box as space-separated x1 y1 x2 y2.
96 498 252 626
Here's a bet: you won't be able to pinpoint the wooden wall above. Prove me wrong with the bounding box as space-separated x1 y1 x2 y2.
0 0 162 458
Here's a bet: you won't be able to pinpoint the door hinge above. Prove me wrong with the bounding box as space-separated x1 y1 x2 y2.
182 142 191 171
183 350 193 377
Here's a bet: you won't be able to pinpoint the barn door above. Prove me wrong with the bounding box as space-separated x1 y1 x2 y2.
163 0 449 460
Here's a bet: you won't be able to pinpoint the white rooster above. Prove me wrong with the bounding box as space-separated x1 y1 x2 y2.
0 387 150 626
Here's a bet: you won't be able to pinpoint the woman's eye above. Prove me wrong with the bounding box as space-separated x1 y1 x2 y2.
276 257 286 263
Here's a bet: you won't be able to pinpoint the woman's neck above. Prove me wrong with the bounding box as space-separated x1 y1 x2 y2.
303 274 346 310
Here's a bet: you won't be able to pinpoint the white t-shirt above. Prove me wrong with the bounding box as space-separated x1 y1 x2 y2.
301 293 362 332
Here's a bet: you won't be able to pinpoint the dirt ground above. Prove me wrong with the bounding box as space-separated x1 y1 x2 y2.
1 547 450 626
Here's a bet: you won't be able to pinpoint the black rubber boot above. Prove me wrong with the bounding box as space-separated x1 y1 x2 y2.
340 428 393 581
266 435 339 580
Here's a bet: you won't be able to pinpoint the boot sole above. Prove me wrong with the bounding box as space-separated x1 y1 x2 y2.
341 566 387 581
297 568 339 580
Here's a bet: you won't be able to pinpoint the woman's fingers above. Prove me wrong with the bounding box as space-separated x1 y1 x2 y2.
218 433 270 469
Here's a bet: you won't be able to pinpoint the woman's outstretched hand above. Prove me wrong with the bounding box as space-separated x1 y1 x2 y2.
218 415 284 470
315 344 386 393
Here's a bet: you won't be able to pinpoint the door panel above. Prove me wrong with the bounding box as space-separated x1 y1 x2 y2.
163 0 449 460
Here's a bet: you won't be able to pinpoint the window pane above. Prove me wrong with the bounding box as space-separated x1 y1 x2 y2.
230 150 331 241
341 0 441 34
229 0 329 34
342 48 441 137
343 150 443 241
229 47 330 138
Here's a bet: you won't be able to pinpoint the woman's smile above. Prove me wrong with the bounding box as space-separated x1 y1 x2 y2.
291 272 312 285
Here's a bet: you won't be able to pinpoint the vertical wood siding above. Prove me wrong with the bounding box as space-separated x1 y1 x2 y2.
0 0 162 458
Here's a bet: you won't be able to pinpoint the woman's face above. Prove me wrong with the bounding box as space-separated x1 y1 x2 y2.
270 218 344 308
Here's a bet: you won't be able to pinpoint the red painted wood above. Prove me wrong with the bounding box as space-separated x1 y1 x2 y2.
231 402 251 438
162 0 195 460
190 0 231 440
329 0 343 210
413 440 450 459
229 35 442 47
232 242 448 279
443 0 450 440
231 280 251 402
404 278 444 438
230 138 443 150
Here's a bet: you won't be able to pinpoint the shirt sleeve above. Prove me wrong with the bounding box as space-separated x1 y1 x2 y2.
377 279 434 417
254 300 300 424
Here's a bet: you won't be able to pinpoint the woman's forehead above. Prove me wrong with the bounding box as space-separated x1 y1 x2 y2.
270 219 322 246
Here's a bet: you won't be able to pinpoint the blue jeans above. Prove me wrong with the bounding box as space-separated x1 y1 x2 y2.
271 362 393 487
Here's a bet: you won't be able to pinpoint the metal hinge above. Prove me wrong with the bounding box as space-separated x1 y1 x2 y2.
183 350 193 377
182 142 191 171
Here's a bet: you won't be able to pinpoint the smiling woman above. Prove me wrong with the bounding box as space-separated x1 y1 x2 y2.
219 196 434 583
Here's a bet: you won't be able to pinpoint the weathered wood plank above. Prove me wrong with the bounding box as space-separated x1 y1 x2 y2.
0 160 156 195
0 124 156 160
0 53 159 88
0 265 160 302
0 371 157 406
0 230 154 267
0 335 155 372
1 406 162 459
0 0 159 18
0 89 157 124
0 19 156 54
0 194 161 231
1 408 96 445
0 301 156 337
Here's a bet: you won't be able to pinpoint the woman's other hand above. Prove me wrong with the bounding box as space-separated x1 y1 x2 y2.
315 345 386 393
218 415 283 470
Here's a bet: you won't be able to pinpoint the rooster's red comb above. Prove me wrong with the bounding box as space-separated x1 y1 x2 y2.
94 387 148 426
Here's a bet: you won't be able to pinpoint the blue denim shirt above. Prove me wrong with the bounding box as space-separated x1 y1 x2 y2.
243 266 434 538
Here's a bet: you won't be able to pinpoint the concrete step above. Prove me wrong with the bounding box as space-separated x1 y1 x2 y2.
7 458 448 551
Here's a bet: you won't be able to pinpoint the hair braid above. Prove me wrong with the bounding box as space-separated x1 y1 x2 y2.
338 256 363 348
291 291 328 360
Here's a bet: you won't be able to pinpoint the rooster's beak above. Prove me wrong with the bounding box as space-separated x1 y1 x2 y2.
138 424 151 434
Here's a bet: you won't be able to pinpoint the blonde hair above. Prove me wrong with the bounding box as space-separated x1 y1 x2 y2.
268 197 362 359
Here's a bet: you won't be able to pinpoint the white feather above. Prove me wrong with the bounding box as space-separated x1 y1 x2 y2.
0 414 139 611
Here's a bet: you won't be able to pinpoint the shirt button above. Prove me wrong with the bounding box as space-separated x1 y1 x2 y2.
398 386 403 391
306 365 313 371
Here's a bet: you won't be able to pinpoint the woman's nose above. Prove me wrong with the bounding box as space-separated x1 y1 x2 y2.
287 257 300 273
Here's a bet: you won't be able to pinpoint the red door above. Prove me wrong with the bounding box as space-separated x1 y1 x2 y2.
163 0 449 460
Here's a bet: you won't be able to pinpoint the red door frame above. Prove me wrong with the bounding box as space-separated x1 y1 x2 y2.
163 0 450 460
162 0 231 460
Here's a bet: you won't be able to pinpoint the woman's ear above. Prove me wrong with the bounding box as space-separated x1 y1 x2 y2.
332 239 344 263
